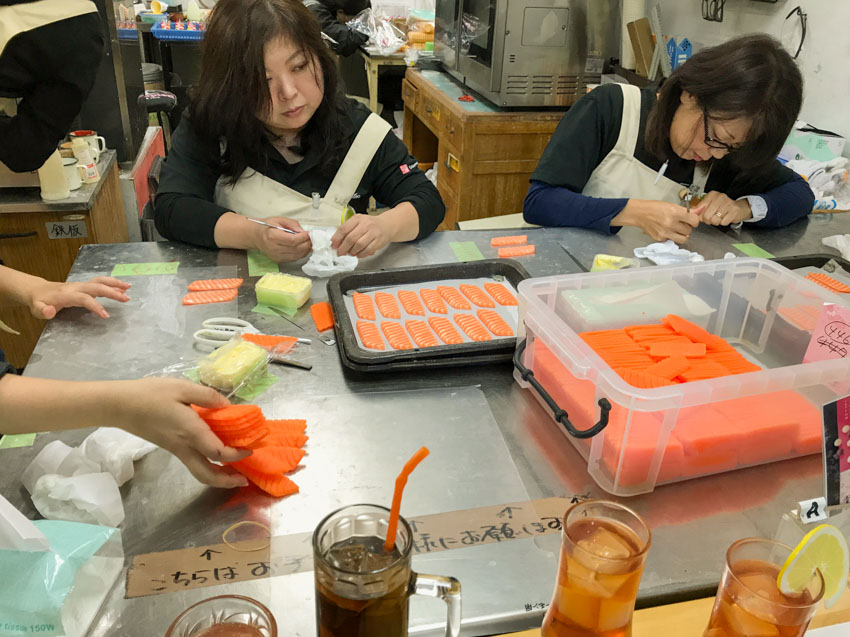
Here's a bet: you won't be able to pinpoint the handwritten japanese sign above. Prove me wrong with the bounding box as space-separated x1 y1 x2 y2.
804 303 850 363
45 220 87 240
125 496 585 598
110 262 179 276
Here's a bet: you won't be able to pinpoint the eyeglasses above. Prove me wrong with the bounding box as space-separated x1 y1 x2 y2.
703 110 742 152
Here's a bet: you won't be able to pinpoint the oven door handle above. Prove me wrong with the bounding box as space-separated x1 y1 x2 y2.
0 231 37 240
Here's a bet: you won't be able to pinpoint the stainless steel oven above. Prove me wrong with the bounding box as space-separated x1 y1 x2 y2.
435 0 619 108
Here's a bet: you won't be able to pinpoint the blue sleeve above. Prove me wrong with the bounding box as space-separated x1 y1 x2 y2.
750 172 814 228
523 181 629 234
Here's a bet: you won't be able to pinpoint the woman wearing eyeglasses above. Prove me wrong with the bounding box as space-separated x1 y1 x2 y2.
524 34 812 244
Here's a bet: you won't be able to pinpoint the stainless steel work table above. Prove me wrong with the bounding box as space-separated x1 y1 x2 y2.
2 222 842 636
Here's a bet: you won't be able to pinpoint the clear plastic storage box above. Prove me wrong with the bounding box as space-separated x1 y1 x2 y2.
513 258 850 496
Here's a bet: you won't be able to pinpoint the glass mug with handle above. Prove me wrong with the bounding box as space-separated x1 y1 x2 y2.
313 503 461 637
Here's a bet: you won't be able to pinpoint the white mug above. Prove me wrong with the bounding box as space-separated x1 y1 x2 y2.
62 157 81 191
69 130 106 163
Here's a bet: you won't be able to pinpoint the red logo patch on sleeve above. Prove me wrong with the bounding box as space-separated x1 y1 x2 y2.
399 164 410 174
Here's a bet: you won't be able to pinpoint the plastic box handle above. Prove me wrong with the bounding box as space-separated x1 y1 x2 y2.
513 338 611 439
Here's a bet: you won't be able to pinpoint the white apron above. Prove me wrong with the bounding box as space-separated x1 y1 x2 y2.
0 0 97 56
214 113 392 227
583 83 709 203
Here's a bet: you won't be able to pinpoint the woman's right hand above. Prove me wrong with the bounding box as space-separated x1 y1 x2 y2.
616 199 700 244
255 216 312 262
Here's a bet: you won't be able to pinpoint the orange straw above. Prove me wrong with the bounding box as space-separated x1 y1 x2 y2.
384 446 430 552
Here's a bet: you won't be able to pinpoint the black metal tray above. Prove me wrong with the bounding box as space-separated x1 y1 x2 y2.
326 259 530 371
771 253 850 271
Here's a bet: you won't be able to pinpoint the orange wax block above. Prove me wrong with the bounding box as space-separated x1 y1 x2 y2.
498 244 535 258
600 413 683 488
649 342 707 358
616 368 676 389
490 234 527 247
182 289 238 305
712 392 802 465
188 278 243 291
645 356 691 380
676 359 731 382
674 406 742 459
309 302 334 332
806 272 850 293
531 341 598 430
662 314 717 347
241 333 298 354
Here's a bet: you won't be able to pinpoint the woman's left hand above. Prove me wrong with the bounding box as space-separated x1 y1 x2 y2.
331 215 391 258
28 276 131 319
692 192 753 226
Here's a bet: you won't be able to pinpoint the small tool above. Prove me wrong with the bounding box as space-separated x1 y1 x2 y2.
193 317 310 348
682 183 702 212
268 306 336 346
246 217 298 235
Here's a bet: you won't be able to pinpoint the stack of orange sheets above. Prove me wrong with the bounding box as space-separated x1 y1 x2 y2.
192 404 307 497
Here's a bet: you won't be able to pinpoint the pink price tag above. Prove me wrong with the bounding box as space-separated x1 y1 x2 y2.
803 303 850 363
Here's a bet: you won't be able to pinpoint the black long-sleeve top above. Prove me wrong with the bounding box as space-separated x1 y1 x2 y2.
0 2 103 172
303 0 368 57
155 98 445 247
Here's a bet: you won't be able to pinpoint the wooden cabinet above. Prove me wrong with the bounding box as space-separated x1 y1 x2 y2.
0 155 128 368
402 69 564 230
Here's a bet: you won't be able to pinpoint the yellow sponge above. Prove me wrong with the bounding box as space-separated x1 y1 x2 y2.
255 273 312 310
198 339 268 392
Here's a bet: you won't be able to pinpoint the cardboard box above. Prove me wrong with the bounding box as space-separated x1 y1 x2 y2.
780 124 846 162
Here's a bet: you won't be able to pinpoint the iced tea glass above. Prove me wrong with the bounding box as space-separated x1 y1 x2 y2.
542 500 651 637
312 503 462 637
704 538 824 637
164 595 277 637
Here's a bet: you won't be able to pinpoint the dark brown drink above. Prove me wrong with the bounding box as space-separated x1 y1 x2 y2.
315 536 409 637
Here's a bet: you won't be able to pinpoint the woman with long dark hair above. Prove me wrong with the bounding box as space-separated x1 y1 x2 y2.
524 34 813 244
155 0 444 261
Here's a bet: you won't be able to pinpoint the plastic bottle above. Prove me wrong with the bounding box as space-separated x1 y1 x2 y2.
71 138 99 184
37 150 70 201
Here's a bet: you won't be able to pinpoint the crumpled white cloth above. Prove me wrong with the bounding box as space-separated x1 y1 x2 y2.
22 429 157 527
302 227 358 278
634 240 705 265
823 234 850 260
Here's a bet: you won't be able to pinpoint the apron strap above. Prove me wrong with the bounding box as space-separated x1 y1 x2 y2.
613 84 642 157
0 0 97 57
323 113 392 209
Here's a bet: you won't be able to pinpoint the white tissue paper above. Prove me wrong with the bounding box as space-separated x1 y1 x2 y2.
80 428 156 486
302 227 358 278
31 473 125 527
634 240 706 266
22 428 158 527
823 234 850 261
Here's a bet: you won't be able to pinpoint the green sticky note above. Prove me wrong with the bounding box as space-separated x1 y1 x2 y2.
732 243 774 259
450 241 485 262
0 433 36 449
252 302 297 318
111 262 179 276
247 251 280 276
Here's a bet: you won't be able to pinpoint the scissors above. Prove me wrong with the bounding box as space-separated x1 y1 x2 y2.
193 318 311 348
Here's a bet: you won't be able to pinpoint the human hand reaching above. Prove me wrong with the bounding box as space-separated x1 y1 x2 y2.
255 216 312 262
28 276 131 319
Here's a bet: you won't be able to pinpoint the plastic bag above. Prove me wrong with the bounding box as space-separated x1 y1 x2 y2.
348 8 405 54
302 227 358 278
0 518 122 637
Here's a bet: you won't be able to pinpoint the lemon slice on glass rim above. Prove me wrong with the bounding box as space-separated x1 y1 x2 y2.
778 524 849 608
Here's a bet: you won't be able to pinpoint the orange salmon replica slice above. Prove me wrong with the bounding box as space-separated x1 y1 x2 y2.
380 321 413 350
352 292 376 320
420 288 448 314
498 245 535 258
398 290 426 315
187 278 243 291
428 316 464 345
490 235 527 247
232 445 306 475
437 285 471 310
459 284 495 308
405 320 439 348
806 272 850 293
374 292 401 319
476 309 513 336
454 314 492 341
182 289 238 305
483 282 517 306
356 321 385 350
